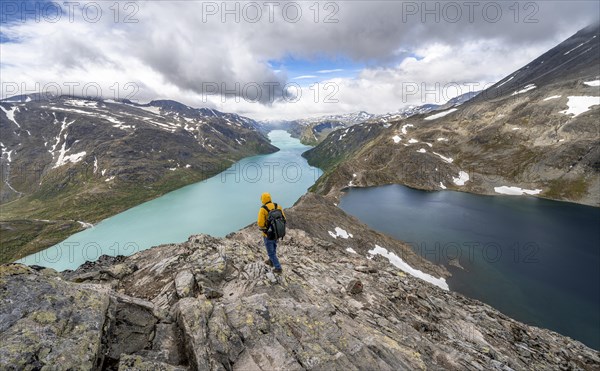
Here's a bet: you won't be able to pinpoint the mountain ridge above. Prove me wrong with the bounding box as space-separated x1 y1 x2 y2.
270 90 481 146
303 24 600 206
1 193 598 370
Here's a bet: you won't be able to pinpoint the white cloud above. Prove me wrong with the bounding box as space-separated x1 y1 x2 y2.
1 1 598 120
293 75 319 80
317 69 344 74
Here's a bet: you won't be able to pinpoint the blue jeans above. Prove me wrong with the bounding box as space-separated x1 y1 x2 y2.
264 237 281 269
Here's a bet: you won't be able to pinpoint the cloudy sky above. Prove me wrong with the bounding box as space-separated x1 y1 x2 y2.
1 0 598 120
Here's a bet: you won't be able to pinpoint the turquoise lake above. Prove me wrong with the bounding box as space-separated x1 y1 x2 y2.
18 130 322 271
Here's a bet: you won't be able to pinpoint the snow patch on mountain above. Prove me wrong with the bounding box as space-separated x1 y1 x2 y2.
424 108 458 121
512 84 536 95
432 152 454 163
452 171 469 186
495 75 515 88
564 42 587 55
113 124 135 130
368 245 449 290
46 106 124 125
77 221 94 229
0 143 14 163
494 186 542 195
298 111 375 126
49 117 76 164
559 96 600 117
0 105 21 128
65 99 98 108
543 95 562 101
54 151 86 168
136 106 162 115
328 227 353 239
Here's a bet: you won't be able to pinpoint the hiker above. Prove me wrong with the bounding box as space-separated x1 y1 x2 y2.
258 192 286 273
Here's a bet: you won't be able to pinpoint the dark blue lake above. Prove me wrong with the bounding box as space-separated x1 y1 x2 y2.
339 184 600 350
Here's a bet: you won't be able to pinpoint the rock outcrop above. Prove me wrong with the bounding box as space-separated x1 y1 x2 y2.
1 195 598 370
0 264 111 369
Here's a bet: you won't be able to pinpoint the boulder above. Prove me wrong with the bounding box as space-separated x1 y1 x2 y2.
118 354 188 371
174 270 196 298
106 299 157 361
346 278 364 294
354 265 377 273
103 263 134 279
149 323 186 365
204 287 224 299
0 264 110 369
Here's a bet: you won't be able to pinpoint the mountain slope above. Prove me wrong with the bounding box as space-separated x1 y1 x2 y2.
1 194 598 370
268 112 376 145
304 24 600 206
302 121 388 171
0 96 277 262
367 90 481 124
290 90 481 147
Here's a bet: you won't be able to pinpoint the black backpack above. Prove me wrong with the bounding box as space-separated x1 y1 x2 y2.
263 203 286 240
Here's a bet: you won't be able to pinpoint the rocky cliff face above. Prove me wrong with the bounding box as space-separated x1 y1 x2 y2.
1 194 598 370
304 25 600 206
0 96 277 263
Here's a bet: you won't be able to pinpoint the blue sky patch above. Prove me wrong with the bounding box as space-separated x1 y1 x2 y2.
268 55 366 84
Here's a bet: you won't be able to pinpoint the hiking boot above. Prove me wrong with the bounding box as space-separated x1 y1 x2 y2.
264 259 273 267
273 268 283 274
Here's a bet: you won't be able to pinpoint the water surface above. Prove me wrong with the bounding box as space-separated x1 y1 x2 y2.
339 184 600 350
19 130 321 271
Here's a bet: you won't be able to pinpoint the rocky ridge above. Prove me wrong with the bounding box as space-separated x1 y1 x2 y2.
1 194 599 370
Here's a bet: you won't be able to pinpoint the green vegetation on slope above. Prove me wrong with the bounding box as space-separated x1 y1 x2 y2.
0 160 234 263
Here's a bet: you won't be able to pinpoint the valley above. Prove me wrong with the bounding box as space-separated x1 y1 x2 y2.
0 96 277 263
16 130 321 271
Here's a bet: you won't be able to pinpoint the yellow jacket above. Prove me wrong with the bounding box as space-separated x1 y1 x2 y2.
258 192 286 236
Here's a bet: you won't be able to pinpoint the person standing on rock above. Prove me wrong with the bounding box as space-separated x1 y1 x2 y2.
258 192 286 273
